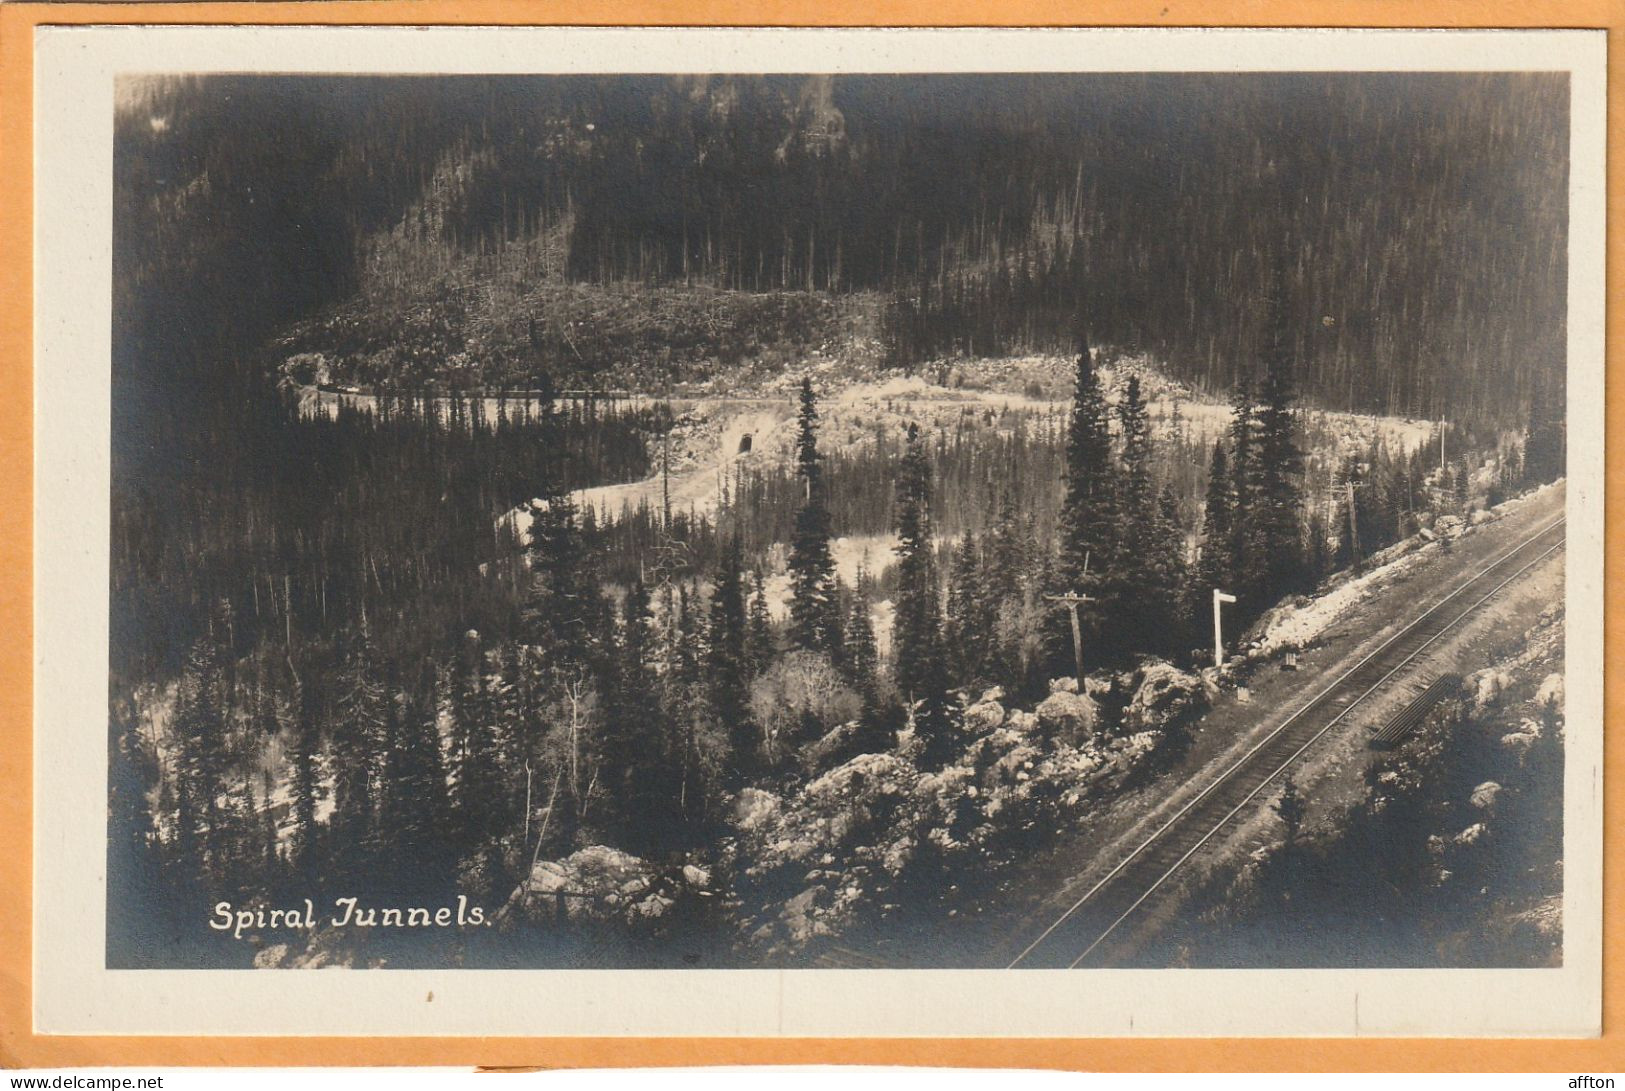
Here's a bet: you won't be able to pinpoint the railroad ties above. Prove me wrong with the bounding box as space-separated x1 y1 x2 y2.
1003 513 1565 970
1368 673 1463 750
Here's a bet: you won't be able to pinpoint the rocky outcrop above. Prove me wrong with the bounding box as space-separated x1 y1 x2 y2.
1122 661 1209 732
1036 685 1098 745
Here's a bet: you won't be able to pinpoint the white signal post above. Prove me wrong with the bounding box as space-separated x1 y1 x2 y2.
1213 589 1238 670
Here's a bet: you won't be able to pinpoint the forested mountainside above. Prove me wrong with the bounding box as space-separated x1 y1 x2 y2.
116 72 1566 426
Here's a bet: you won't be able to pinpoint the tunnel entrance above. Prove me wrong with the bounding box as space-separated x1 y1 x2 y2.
737 433 753 455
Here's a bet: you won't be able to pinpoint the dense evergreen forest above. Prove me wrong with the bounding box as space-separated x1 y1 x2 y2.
109 73 1568 968
117 72 1566 422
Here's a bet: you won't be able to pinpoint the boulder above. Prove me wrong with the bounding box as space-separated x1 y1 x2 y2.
1536 673 1564 713
1469 781 1503 810
1122 661 1208 732
1470 669 1510 713
801 718 867 772
1501 728 1541 757
963 698 1007 735
735 787 782 832
1005 709 1040 736
504 845 653 923
781 886 832 945
1454 823 1487 846
1036 688 1098 745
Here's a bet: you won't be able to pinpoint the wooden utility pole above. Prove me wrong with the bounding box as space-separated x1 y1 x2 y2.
1212 588 1237 669
1044 552 1093 687
1045 590 1094 688
1326 480 1368 562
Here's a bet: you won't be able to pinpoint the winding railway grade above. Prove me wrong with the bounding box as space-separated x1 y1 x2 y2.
1007 514 1567 969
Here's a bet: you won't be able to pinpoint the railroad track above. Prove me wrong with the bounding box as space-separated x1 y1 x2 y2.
1006 514 1567 969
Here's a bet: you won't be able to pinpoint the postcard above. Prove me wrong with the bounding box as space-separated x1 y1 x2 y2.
29 24 1606 1038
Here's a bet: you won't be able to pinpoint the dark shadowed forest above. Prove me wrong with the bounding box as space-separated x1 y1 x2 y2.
108 72 1568 969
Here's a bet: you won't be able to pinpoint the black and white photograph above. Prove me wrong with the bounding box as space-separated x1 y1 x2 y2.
32 25 1605 1038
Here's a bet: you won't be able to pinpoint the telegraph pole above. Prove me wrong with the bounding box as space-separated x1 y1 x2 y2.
1212 588 1237 669
1045 552 1093 688
1046 590 1094 688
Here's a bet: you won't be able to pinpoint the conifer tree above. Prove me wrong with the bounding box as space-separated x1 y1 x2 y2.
843 563 880 696
945 533 993 686
523 493 589 663
1096 373 1156 658
787 378 843 659
709 535 754 779
893 423 956 766
664 583 714 828
288 680 323 883
1524 380 1565 486
1225 378 1260 601
1049 331 1112 675
1149 485 1190 655
170 619 233 888
380 674 451 896
597 579 683 850
110 709 158 868
983 492 1030 691
746 569 776 676
1250 278 1307 603
843 564 894 754
450 630 503 849
259 767 281 882
329 622 387 881
1193 440 1232 625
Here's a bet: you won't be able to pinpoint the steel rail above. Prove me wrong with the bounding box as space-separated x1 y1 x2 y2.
1006 514 1566 969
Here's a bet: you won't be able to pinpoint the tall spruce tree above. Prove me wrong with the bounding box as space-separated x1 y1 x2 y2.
169 618 232 889
379 673 452 897
843 564 893 754
664 583 714 829
288 679 323 884
1193 440 1233 626
746 569 776 677
596 579 683 851
843 563 881 696
1106 374 1159 658
1250 272 1308 604
450 629 503 849
329 620 387 882
1225 377 1261 604
523 493 590 663
708 534 754 780
1149 485 1191 656
1049 331 1113 675
893 422 956 767
983 491 1030 692
787 378 843 660
944 534 992 686
1524 379 1566 485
